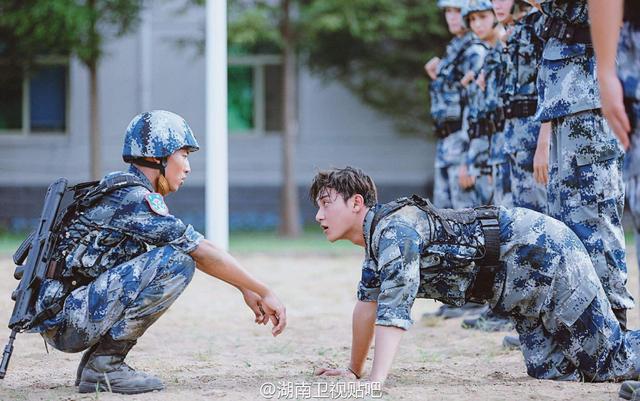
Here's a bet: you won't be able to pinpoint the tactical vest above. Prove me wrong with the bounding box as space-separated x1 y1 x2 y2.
14 174 151 326
625 1 640 25
368 195 501 302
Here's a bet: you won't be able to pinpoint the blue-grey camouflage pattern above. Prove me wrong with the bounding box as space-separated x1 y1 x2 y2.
536 0 633 311
34 165 203 351
619 23 640 281
122 110 200 162
547 111 633 310
431 33 487 208
535 0 601 122
358 202 640 381
502 9 547 212
437 0 465 9
433 165 478 209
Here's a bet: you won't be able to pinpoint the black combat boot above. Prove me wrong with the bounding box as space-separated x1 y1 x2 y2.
74 342 99 386
78 334 164 394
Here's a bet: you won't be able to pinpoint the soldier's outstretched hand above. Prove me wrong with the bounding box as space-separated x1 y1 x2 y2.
259 291 287 336
242 289 270 325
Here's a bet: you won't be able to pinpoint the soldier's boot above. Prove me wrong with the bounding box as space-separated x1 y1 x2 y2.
619 381 640 400
74 343 100 386
462 309 513 332
78 335 164 394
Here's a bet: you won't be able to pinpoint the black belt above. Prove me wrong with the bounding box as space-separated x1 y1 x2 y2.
469 119 497 139
541 17 591 44
478 164 493 176
468 207 502 302
505 98 538 119
435 120 463 139
625 2 640 25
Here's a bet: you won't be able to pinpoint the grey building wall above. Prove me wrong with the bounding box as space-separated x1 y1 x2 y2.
0 0 435 232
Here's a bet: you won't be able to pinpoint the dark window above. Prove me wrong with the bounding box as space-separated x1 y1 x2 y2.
265 64 283 133
30 65 67 132
0 66 23 131
228 65 254 133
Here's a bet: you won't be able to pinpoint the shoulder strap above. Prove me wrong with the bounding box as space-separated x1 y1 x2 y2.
368 197 413 261
77 175 151 208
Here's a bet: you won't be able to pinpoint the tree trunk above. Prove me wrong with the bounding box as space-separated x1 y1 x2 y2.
89 61 100 181
279 0 302 238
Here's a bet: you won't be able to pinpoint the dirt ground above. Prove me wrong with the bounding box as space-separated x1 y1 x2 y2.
0 245 637 401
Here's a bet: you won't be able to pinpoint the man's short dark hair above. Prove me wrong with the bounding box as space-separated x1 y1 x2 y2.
309 166 378 207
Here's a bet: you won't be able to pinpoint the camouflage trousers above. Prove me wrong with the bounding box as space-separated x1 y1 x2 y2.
490 161 512 207
626 175 640 288
509 288 640 382
474 169 493 206
547 110 634 310
433 164 477 208
494 209 640 381
42 245 195 352
508 149 547 213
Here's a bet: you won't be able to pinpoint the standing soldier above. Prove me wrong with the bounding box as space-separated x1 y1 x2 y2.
502 0 549 213
588 0 640 397
424 0 489 319
534 0 634 328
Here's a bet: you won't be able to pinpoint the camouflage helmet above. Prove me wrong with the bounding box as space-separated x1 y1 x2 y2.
122 110 200 166
437 0 466 9
462 0 494 24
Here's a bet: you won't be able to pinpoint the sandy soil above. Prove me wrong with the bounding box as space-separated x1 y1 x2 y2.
0 246 637 401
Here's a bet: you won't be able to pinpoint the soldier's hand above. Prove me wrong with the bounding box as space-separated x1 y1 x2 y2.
534 122 551 185
315 367 358 380
599 71 631 150
425 57 441 80
458 165 475 189
476 71 486 91
242 289 269 325
260 291 287 336
460 71 476 87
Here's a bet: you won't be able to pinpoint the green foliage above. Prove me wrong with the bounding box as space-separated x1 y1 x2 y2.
222 0 451 136
0 0 144 68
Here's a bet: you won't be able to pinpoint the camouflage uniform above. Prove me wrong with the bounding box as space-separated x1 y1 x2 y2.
359 202 640 381
503 8 547 213
33 110 203 353
536 0 633 312
35 165 202 351
466 78 493 205
431 32 488 208
483 41 512 207
619 22 640 270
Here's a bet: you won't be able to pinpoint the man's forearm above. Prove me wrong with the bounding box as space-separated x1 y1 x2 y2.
350 301 377 377
191 239 270 297
369 325 405 384
589 0 623 77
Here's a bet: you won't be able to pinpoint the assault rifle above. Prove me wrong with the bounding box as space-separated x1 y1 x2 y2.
0 178 68 379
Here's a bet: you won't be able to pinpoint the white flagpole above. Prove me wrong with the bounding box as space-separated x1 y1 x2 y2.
205 0 229 249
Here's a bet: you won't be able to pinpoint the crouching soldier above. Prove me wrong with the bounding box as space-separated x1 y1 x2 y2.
311 166 640 385
33 110 287 394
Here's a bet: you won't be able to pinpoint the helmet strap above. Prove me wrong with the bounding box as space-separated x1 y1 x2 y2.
132 157 168 175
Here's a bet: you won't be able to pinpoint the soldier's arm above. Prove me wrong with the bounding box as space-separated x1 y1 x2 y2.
588 0 630 147
190 239 287 336
367 224 421 385
349 300 377 378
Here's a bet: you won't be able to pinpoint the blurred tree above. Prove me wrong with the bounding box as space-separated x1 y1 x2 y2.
0 0 144 180
225 0 450 237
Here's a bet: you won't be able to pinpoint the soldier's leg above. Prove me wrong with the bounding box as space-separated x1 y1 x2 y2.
547 111 634 321
511 315 580 381
474 170 494 206
44 245 195 393
626 175 640 287
491 161 513 208
449 164 477 209
433 166 453 209
509 149 547 213
551 290 640 382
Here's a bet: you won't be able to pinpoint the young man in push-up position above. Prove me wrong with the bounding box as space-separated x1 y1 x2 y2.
312 166 640 385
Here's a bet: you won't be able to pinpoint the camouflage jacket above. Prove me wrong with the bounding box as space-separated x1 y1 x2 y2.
35 165 203 329
620 22 640 177
536 0 600 121
357 203 599 330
